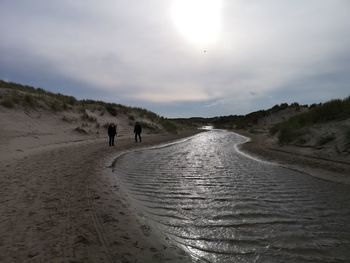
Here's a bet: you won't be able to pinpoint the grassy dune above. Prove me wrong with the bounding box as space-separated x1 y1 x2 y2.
0 80 189 134
270 97 350 145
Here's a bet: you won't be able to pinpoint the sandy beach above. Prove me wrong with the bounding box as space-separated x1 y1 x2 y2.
0 132 197 262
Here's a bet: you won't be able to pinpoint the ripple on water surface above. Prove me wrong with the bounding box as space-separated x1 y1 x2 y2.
114 130 350 263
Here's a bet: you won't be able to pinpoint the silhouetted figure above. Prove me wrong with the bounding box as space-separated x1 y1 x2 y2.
108 123 117 146
134 122 142 142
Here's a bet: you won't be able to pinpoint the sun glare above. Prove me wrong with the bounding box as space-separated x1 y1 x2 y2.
171 0 222 47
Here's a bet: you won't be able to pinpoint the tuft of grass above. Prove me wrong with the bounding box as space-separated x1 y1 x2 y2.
74 126 88 134
317 134 336 146
49 100 63 112
105 104 117 116
81 112 97 122
160 118 178 134
277 127 305 144
23 94 36 108
140 121 159 132
1 98 15 108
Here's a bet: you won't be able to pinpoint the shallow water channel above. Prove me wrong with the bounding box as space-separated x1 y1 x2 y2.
114 130 350 263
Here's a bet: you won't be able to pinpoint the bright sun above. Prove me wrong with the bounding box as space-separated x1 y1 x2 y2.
171 0 222 47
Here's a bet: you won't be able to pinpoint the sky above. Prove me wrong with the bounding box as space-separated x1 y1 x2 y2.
0 0 349 117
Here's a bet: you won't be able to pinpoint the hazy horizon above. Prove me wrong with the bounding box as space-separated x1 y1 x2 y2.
1 0 349 118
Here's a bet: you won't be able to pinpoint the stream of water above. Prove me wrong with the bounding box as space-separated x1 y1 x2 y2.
114 130 350 263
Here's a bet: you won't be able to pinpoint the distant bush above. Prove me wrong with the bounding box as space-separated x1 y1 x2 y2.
128 114 135 121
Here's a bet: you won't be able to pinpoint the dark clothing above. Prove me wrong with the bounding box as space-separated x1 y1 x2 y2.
135 132 141 142
108 125 117 136
109 135 115 146
108 124 117 146
134 123 142 142
134 124 142 134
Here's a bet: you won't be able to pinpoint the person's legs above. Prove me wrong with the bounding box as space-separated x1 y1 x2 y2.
138 133 141 142
135 133 138 142
109 136 112 146
111 135 115 146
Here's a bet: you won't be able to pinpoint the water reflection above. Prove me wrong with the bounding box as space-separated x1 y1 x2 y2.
114 130 350 263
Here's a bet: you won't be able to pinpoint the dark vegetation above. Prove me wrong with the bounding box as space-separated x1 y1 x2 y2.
0 80 190 133
172 102 304 129
270 97 350 144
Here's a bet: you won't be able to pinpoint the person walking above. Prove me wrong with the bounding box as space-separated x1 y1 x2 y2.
108 123 117 146
134 122 142 143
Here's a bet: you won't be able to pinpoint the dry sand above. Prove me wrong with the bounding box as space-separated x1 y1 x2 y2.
0 131 198 262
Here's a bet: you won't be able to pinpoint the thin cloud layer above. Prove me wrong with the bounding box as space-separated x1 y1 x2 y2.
0 0 349 117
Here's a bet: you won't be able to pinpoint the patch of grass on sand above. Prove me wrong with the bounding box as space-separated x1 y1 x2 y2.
160 118 178 134
140 121 159 132
271 96 350 144
1 97 15 108
105 104 118 116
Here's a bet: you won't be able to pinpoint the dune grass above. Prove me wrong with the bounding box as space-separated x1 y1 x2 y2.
0 80 188 133
270 97 350 144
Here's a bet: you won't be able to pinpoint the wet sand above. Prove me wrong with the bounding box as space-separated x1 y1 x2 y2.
236 131 350 185
0 132 198 262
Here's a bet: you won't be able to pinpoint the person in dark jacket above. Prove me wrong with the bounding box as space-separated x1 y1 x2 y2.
108 123 117 146
134 122 142 142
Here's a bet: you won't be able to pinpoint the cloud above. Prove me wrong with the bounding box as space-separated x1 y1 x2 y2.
0 0 349 116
